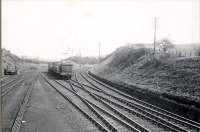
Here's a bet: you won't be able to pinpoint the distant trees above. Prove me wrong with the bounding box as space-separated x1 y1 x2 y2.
157 38 175 53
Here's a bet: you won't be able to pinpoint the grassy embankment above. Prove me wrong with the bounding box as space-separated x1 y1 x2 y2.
92 44 200 121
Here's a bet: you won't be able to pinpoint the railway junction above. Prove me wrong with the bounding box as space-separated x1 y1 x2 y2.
1 1 199 131
0 65 199 132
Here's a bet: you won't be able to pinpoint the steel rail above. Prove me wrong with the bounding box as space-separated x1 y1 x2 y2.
1 77 19 88
69 81 184 132
70 76 151 132
70 79 186 132
94 92 191 132
67 81 120 132
86 71 200 129
80 73 103 92
1 79 25 97
70 79 102 92
41 74 110 132
11 77 36 132
56 81 140 132
70 80 196 131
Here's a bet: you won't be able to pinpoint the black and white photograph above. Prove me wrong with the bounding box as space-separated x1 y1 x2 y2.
0 0 200 132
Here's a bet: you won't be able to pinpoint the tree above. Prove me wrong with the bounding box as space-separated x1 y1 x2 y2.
157 38 174 53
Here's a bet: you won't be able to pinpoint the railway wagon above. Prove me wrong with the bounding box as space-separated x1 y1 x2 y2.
48 61 73 79
59 63 73 79
4 64 18 75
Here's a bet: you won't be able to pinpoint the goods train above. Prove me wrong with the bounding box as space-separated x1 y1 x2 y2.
4 63 18 75
48 61 73 79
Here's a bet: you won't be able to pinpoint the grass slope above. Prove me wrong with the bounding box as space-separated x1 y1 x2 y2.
94 44 200 103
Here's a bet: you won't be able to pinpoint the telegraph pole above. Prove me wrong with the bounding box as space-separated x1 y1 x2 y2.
79 48 82 69
98 42 101 63
0 0 3 131
0 0 2 77
153 17 157 56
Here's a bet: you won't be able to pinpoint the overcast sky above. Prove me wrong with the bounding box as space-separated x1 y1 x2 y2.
2 0 200 61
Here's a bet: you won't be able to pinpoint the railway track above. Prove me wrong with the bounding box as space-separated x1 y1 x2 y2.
41 74 109 132
58 80 140 132
3 73 38 132
11 77 36 132
85 72 200 127
42 73 149 132
1 79 25 97
71 72 200 132
1 74 26 97
0 75 9 82
72 80 169 132
0 75 19 87
69 81 152 132
70 77 173 131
